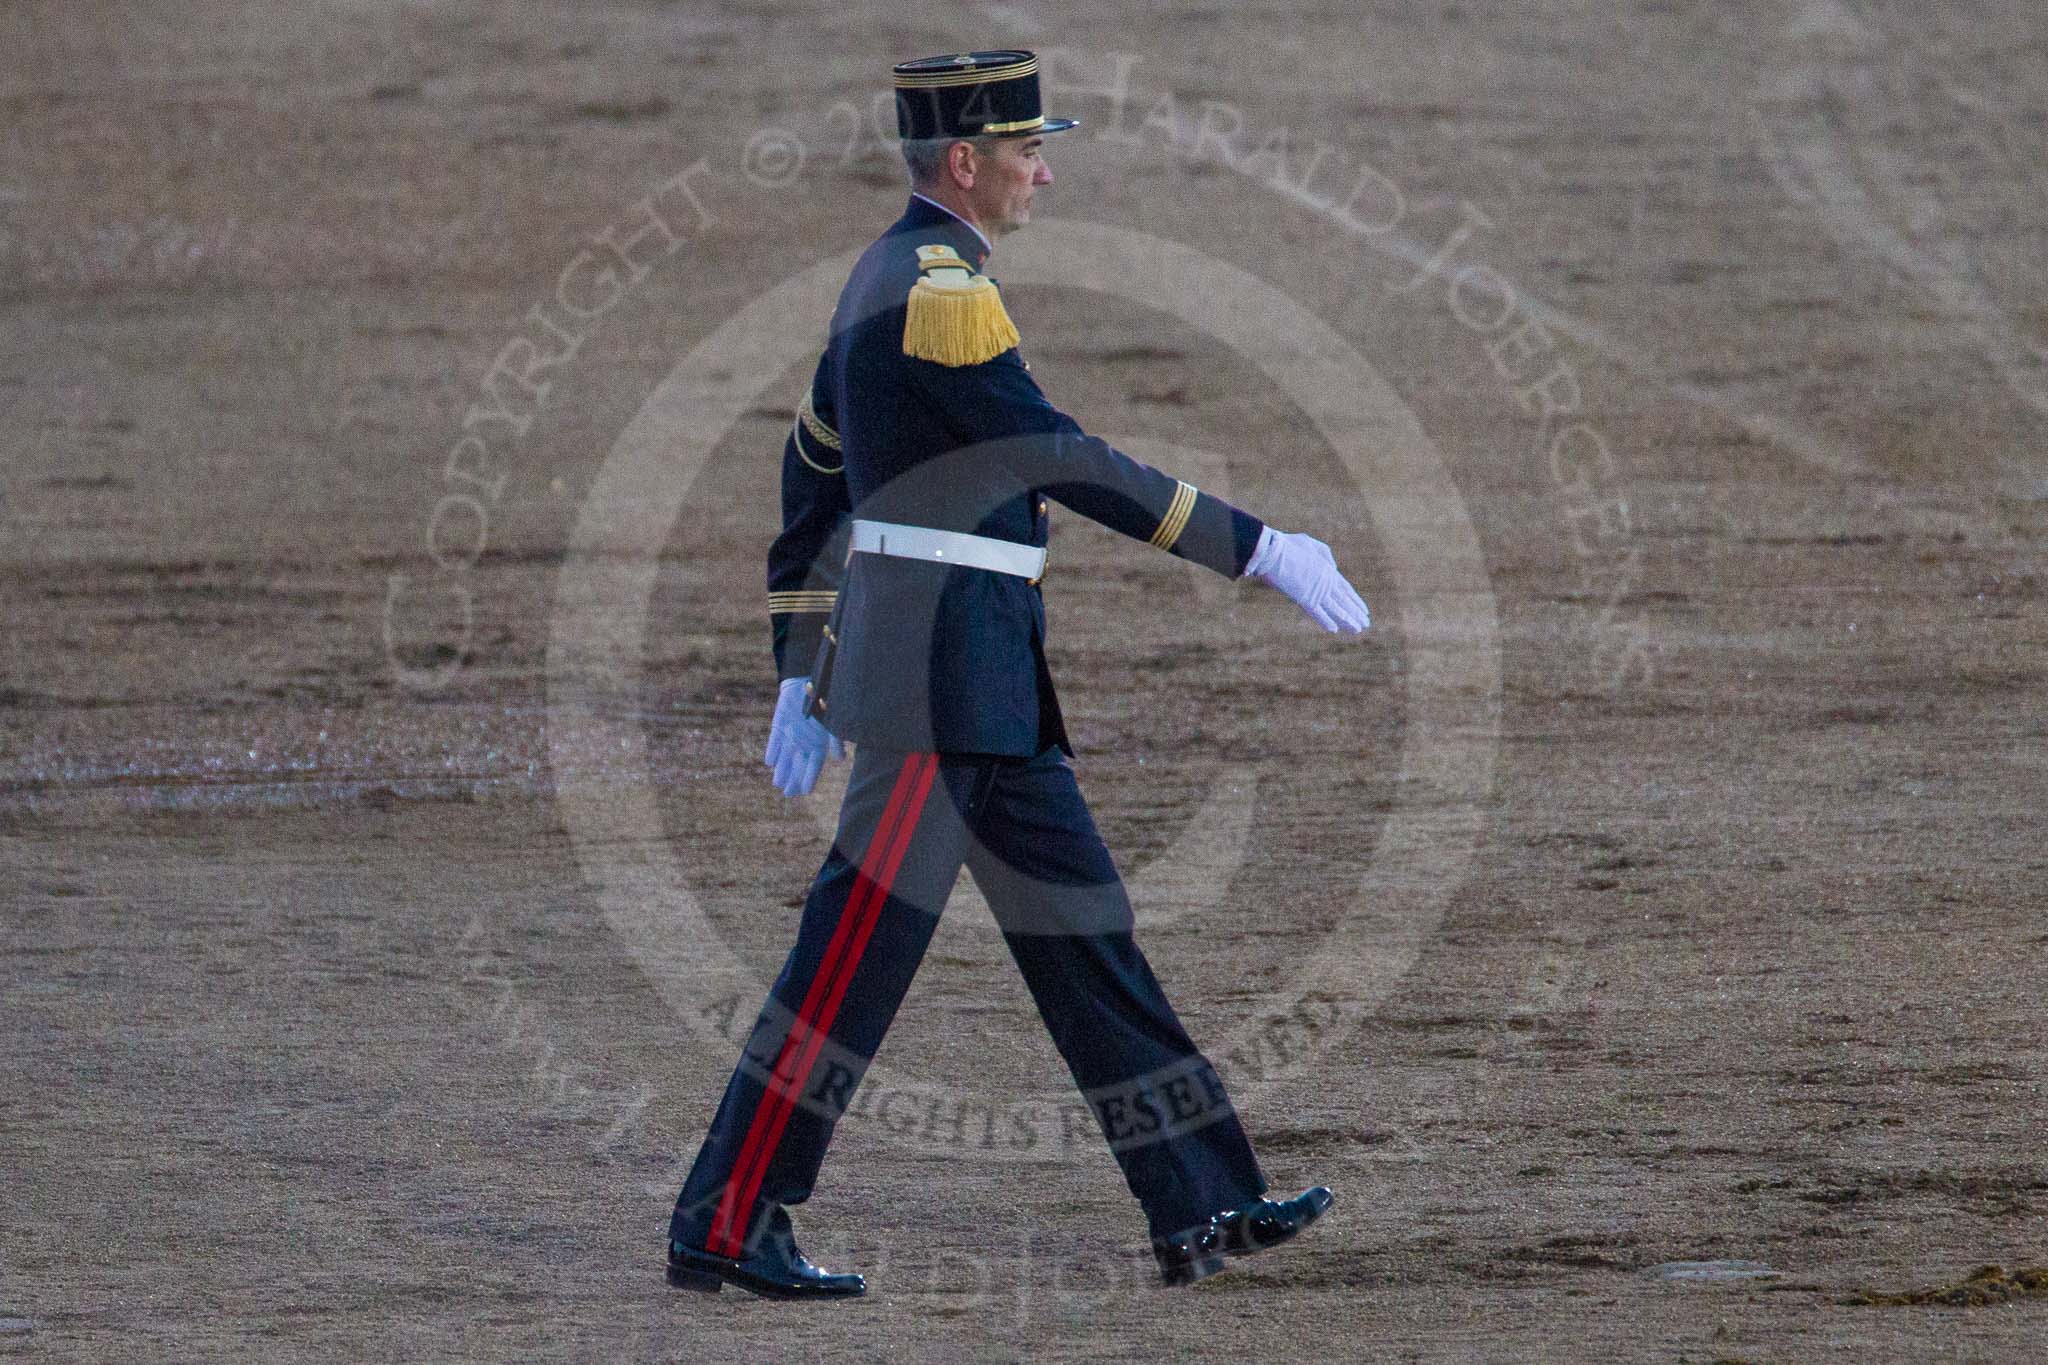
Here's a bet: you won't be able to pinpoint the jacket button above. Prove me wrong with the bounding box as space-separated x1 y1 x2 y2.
1037 499 1048 518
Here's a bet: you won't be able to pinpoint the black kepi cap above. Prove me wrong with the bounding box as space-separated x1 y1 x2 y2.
893 50 1080 140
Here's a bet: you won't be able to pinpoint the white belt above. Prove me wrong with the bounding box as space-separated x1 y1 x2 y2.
849 519 1047 582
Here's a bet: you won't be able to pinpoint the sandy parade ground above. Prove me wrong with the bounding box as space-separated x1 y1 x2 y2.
3 2 2045 1360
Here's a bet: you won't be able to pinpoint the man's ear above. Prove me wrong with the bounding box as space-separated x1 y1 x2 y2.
945 139 977 190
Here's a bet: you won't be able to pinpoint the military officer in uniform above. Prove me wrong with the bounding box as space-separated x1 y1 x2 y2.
666 51 1372 1300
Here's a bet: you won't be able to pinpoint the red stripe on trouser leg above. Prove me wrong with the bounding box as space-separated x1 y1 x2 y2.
707 754 923 1256
706 753 926 1255
715 754 939 1252
712 753 940 1256
706 753 934 1256
792 754 938 1079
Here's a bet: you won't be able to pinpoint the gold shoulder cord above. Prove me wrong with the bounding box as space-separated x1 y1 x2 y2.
793 390 843 474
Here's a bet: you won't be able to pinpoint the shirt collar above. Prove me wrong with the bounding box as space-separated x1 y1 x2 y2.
910 192 993 257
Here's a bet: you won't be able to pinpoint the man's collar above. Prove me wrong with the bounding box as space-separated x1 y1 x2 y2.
908 192 993 261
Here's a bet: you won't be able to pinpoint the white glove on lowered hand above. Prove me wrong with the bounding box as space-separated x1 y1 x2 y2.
1243 526 1372 633
764 676 845 797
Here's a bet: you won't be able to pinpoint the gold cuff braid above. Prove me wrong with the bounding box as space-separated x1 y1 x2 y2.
1148 480 1198 551
768 590 838 614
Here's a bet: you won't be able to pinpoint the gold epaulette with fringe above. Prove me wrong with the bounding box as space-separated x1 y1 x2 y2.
902 244 1019 367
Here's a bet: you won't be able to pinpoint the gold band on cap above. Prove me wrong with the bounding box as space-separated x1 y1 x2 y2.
979 115 1045 134
894 57 1037 89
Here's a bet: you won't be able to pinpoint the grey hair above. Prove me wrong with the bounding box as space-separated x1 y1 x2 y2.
900 136 999 189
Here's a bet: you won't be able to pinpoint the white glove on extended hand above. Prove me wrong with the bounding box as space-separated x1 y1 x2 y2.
1243 526 1372 633
764 676 845 797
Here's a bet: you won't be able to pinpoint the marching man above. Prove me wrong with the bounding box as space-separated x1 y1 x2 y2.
667 50 1371 1299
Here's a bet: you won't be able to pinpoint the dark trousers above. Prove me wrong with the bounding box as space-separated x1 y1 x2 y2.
670 745 1267 1254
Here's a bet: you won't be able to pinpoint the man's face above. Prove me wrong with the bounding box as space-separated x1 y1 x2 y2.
965 135 1052 237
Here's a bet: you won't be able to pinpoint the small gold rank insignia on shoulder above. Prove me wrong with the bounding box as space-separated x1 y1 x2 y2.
903 243 1020 366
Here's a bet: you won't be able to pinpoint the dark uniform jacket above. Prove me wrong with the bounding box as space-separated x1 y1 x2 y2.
766 196 1264 758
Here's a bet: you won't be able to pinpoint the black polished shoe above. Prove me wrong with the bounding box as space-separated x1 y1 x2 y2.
665 1223 866 1301
1214 1185 1334 1255
1153 1186 1335 1287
